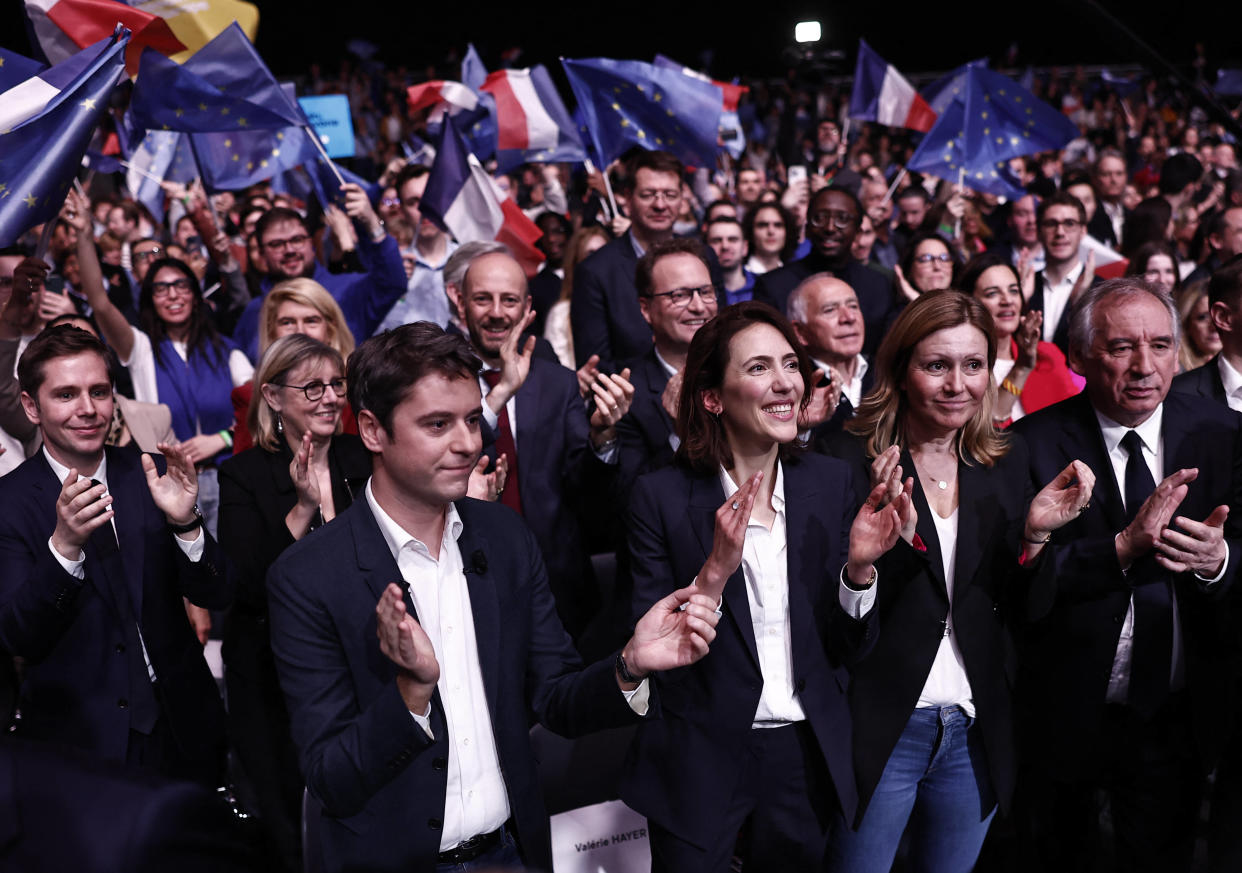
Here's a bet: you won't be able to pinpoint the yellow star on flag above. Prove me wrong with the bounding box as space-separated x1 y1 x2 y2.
238 118 248 127
221 108 230 116
23 193 37 208
80 98 96 110
175 108 185 117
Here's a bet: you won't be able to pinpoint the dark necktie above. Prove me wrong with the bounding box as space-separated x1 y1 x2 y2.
87 482 159 734
1120 430 1173 715
481 371 523 515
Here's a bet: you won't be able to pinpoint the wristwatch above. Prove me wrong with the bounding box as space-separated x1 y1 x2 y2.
168 505 204 534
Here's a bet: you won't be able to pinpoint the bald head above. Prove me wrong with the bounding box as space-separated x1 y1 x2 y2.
787 274 864 365
459 251 530 362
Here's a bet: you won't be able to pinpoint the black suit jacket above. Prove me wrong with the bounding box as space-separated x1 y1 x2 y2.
528 267 562 337
0 446 230 775
616 347 677 498
809 360 875 447
826 433 1045 818
267 497 643 873
1087 206 1126 250
1171 354 1228 405
1012 392 1242 775
1029 268 1102 356
620 454 875 849
753 256 898 357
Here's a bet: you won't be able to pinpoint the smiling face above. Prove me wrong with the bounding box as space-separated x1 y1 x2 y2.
361 371 484 513
638 252 717 355
704 322 805 454
1039 203 1086 266
806 189 859 265
262 357 344 447
21 351 113 471
261 218 316 280
903 324 990 440
460 253 529 362
972 264 1023 339
791 277 864 365
630 168 682 238
1071 291 1177 428
150 266 195 328
909 238 953 293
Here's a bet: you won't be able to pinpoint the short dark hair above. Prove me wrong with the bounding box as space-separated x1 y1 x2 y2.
677 300 813 474
1208 253 1242 311
1036 191 1087 225
622 150 685 191
896 186 931 205
704 216 743 235
741 202 796 262
1159 153 1203 196
703 199 737 221
808 185 863 219
635 237 712 300
348 323 481 434
18 324 113 397
958 251 1020 301
394 163 431 193
254 207 308 242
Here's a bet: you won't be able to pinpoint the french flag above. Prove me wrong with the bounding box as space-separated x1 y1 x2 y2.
421 118 545 278
25 0 185 71
407 80 480 120
479 65 586 169
0 37 117 132
849 39 936 133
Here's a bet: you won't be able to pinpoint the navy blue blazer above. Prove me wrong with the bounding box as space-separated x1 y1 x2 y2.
752 256 898 358
1012 392 1242 775
0 446 230 773
826 432 1045 818
1171 354 1228 405
616 347 677 499
267 496 643 873
619 453 875 850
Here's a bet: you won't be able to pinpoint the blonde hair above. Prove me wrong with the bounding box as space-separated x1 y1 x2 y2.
847 291 1009 467
258 278 355 358
249 334 345 452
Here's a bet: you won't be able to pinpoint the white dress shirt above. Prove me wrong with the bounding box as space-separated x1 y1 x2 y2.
479 367 619 464
916 507 976 715
719 463 807 726
1217 355 1242 413
1039 260 1084 344
1094 406 1225 703
653 348 681 453
43 447 204 680
366 482 510 852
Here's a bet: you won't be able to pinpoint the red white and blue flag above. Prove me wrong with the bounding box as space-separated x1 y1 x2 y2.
848 39 937 133
421 118 545 277
480 65 586 169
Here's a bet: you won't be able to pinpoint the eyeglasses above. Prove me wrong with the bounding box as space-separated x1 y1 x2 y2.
1039 218 1082 232
648 285 714 307
807 209 858 230
133 247 163 262
275 377 347 402
380 197 401 208
151 278 192 298
634 189 681 204
263 233 311 253
915 252 954 264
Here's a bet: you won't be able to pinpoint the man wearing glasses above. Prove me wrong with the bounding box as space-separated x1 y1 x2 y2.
572 150 723 374
232 186 406 362
754 188 898 357
1030 192 1096 355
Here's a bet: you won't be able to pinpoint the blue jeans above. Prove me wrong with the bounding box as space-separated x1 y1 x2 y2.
827 706 996 873
434 826 523 873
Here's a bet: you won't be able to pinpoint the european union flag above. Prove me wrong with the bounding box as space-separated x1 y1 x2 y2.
304 148 380 211
179 22 303 125
190 125 316 191
0 31 128 247
130 47 300 133
461 43 488 92
920 59 987 116
908 65 1078 198
0 47 47 91
561 57 721 167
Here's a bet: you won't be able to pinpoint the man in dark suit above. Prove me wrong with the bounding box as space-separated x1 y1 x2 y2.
787 273 873 443
1028 191 1096 356
1012 279 1242 873
1086 150 1130 251
0 326 230 785
266 322 721 873
1171 255 1242 872
571 150 722 373
456 250 634 641
753 187 898 357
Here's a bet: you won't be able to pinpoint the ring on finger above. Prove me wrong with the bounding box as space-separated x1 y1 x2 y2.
731 501 740 511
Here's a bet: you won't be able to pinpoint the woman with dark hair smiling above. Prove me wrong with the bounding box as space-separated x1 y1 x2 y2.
823 291 1093 873
621 300 911 872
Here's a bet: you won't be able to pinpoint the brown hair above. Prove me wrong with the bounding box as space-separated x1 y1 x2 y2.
676 301 813 474
847 291 1008 466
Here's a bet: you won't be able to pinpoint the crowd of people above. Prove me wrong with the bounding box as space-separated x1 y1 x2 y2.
1 43 1242 873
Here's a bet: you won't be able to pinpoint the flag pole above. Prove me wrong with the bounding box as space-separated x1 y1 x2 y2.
955 166 965 240
881 167 907 206
119 159 165 186
585 157 619 219
303 125 345 187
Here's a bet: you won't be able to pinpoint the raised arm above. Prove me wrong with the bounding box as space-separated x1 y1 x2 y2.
64 191 134 362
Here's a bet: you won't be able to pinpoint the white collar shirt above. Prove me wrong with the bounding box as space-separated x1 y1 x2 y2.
1217 355 1242 413
1040 260 1084 344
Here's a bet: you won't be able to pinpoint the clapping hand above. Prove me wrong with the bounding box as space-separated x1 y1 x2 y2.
376 583 439 714
144 442 200 535
621 585 722 684
695 471 762 601
1025 460 1094 546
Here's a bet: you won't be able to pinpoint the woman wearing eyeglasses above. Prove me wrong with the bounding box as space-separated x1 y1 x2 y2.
218 334 370 873
895 231 958 302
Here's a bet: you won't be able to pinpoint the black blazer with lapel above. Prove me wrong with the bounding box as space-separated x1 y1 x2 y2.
616 347 677 499
1171 354 1228 405
826 432 1043 819
1011 392 1242 775
619 453 876 850
0 446 230 771
1028 269 1102 356
267 496 641 873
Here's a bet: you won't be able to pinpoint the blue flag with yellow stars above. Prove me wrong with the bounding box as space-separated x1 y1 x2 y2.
130 47 302 133
907 64 1078 198
561 57 721 168
0 30 128 247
